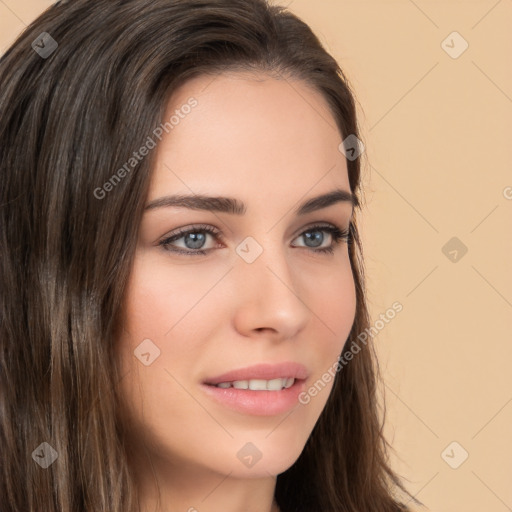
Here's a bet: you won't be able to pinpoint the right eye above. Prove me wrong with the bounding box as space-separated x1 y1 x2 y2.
158 224 224 256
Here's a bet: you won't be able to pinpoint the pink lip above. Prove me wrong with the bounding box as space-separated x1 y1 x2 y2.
201 379 307 416
201 362 309 416
203 362 309 385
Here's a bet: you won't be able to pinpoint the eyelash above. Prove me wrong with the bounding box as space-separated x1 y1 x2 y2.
158 223 351 257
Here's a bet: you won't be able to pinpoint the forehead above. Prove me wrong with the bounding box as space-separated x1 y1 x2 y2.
149 71 351 206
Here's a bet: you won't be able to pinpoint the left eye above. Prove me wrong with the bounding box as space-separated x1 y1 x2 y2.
158 223 351 256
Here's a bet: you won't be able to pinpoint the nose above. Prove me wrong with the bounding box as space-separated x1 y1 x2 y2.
231 239 311 341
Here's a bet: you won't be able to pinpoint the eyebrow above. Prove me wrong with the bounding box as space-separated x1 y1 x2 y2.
144 188 358 216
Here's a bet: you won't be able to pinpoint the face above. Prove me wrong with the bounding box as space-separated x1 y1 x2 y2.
115 71 357 487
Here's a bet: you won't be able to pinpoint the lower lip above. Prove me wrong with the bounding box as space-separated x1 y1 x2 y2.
200 379 306 416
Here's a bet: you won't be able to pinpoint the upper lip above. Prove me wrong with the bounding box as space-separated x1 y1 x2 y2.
203 362 309 385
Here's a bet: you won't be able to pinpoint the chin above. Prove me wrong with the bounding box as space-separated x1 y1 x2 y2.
220 433 309 478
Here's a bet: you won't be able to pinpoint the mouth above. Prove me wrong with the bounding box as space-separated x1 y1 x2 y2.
201 362 309 416
206 377 297 391
202 361 309 386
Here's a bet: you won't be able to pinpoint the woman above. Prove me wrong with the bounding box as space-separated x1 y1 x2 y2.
0 0 423 511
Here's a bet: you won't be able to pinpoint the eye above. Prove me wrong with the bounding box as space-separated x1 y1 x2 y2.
157 223 351 256
158 224 221 256
292 223 351 254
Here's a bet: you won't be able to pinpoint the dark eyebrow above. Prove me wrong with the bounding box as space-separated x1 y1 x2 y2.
144 188 358 215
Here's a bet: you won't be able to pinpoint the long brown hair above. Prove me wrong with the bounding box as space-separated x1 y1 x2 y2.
0 1 422 510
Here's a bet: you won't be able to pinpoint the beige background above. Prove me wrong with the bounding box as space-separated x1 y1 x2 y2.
1 1 511 511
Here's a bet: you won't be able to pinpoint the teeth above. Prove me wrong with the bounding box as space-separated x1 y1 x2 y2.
214 378 295 390
233 380 249 389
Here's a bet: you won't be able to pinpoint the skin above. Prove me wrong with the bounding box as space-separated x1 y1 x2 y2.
115 71 357 512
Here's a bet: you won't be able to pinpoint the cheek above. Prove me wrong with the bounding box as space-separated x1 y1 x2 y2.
118 250 229 344
299 260 357 401
325 264 356 324
311 256 357 347
113 251 231 427
113 261 216 463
